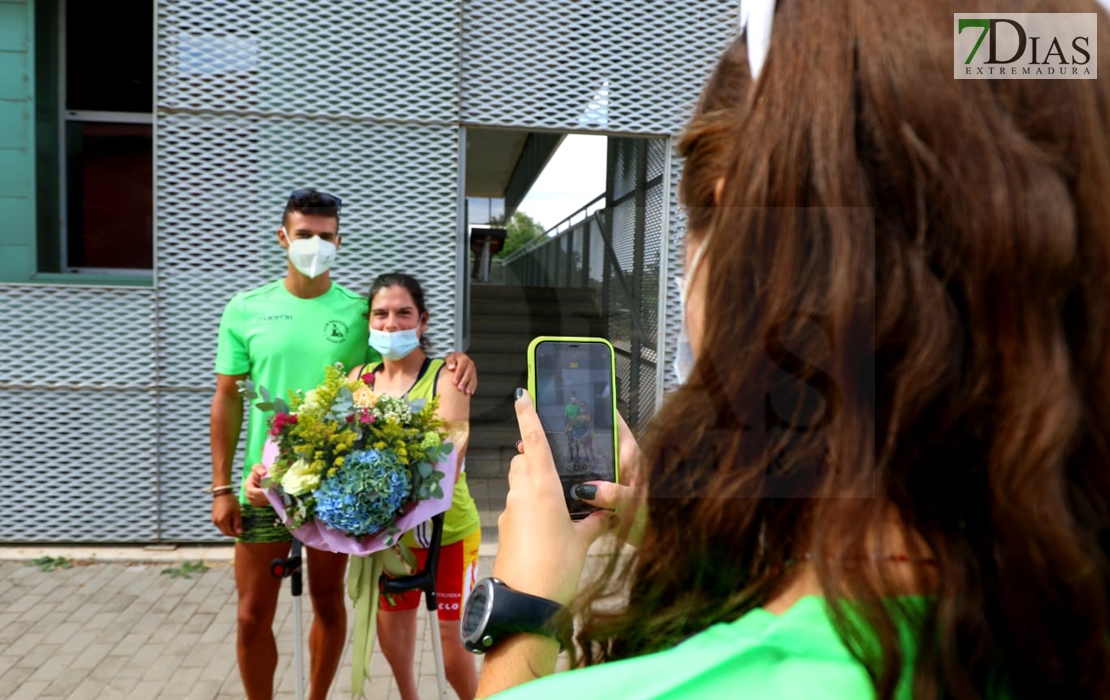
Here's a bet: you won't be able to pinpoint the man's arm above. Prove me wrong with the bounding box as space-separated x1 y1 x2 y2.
210 372 247 537
444 351 478 395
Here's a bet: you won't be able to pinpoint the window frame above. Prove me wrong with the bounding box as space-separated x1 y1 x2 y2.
37 0 156 283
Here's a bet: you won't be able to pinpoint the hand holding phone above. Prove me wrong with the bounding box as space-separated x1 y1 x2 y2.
527 337 620 520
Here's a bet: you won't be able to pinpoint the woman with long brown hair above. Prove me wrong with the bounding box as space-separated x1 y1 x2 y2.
471 1 1110 698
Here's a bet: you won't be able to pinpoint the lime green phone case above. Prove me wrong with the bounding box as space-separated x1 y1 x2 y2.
526 335 620 488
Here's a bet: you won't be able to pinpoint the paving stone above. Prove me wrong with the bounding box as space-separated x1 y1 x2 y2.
18 644 64 672
124 680 167 700
0 664 37 688
42 673 87 699
71 643 114 669
25 653 76 683
86 653 129 683
6 680 52 700
73 674 141 700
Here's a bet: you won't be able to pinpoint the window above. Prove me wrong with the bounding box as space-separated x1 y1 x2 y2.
36 0 153 275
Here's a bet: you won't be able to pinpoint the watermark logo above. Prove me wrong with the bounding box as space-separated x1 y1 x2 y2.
955 13 1097 79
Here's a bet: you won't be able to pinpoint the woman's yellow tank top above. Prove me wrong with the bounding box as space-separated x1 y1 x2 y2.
371 357 480 548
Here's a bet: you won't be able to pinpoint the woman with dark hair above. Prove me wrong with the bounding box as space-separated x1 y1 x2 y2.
351 272 480 700
472 1 1110 698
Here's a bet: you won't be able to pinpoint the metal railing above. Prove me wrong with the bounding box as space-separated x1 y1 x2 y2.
496 193 658 427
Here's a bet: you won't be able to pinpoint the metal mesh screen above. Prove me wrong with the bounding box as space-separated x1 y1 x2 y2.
461 0 737 133
0 287 159 542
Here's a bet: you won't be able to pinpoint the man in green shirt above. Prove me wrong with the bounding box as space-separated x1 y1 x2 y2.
209 188 477 700
564 390 581 459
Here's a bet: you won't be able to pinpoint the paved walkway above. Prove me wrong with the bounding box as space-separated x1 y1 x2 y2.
0 477 515 699
0 479 625 699
0 549 492 700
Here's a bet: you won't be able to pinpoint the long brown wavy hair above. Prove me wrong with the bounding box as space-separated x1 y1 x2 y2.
569 2 1110 698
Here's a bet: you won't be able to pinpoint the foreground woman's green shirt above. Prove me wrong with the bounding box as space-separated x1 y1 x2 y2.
492 596 924 700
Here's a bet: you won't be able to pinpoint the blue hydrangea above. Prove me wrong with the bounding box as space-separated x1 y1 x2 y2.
313 449 412 537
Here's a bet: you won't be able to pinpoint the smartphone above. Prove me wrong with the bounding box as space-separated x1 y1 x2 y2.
527 336 620 520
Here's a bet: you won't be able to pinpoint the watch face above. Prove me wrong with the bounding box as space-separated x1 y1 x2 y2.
461 579 492 644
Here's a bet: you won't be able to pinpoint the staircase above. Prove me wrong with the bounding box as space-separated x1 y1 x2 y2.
466 284 607 478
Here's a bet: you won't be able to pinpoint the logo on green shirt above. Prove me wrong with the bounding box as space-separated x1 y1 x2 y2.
324 320 350 343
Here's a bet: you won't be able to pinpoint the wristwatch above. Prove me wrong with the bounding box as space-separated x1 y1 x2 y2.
459 577 565 654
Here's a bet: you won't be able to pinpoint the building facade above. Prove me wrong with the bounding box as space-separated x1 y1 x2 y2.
0 0 737 543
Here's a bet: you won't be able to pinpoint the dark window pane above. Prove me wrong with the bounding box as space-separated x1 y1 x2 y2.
66 1 153 112
66 122 153 269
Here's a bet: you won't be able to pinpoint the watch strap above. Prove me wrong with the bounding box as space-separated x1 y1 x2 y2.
492 583 565 638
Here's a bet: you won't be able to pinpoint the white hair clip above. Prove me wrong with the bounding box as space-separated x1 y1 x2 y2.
739 0 778 80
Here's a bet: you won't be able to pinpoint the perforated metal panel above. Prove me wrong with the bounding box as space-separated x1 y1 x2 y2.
462 0 738 133
0 287 158 542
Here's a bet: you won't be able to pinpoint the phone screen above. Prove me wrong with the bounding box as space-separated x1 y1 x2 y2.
531 339 617 519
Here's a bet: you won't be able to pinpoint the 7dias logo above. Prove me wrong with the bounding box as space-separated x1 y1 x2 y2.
955 13 1097 79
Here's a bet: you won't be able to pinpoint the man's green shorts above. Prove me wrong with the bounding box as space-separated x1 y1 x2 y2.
237 502 293 544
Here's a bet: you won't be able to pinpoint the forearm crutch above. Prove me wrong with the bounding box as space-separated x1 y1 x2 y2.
271 538 306 700
381 512 448 700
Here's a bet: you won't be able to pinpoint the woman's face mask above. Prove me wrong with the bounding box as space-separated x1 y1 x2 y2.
369 328 421 361
673 232 712 385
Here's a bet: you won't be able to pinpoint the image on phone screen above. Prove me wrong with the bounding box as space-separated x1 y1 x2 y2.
532 340 616 518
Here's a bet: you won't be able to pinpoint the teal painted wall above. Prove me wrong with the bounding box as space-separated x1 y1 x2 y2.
0 0 34 282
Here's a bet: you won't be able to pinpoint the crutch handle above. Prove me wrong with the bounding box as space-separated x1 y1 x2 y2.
380 512 446 609
270 539 304 596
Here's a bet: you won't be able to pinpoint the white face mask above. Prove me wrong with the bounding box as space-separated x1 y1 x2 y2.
282 228 337 279
673 232 712 385
369 327 422 361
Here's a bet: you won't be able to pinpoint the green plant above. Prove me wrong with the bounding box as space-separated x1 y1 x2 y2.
160 561 210 579
28 556 73 572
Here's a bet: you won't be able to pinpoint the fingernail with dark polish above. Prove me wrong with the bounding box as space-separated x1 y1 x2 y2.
577 484 597 500
515 387 524 400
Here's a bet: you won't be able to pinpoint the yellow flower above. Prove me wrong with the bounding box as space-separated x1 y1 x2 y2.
334 456 345 467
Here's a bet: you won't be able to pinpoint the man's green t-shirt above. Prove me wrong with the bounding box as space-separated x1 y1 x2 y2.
215 280 380 500
564 401 580 423
491 596 926 700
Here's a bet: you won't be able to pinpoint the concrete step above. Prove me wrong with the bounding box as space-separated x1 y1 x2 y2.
470 285 601 305
469 423 521 450
470 350 528 373
466 445 515 477
470 298 602 319
469 314 605 337
471 394 517 422
467 333 541 354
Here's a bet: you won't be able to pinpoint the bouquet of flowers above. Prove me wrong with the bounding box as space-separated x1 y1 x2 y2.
239 362 460 698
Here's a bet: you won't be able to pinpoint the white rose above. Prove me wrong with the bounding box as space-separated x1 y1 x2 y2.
280 458 321 496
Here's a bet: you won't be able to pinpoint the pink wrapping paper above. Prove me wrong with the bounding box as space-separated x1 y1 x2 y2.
261 440 458 556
